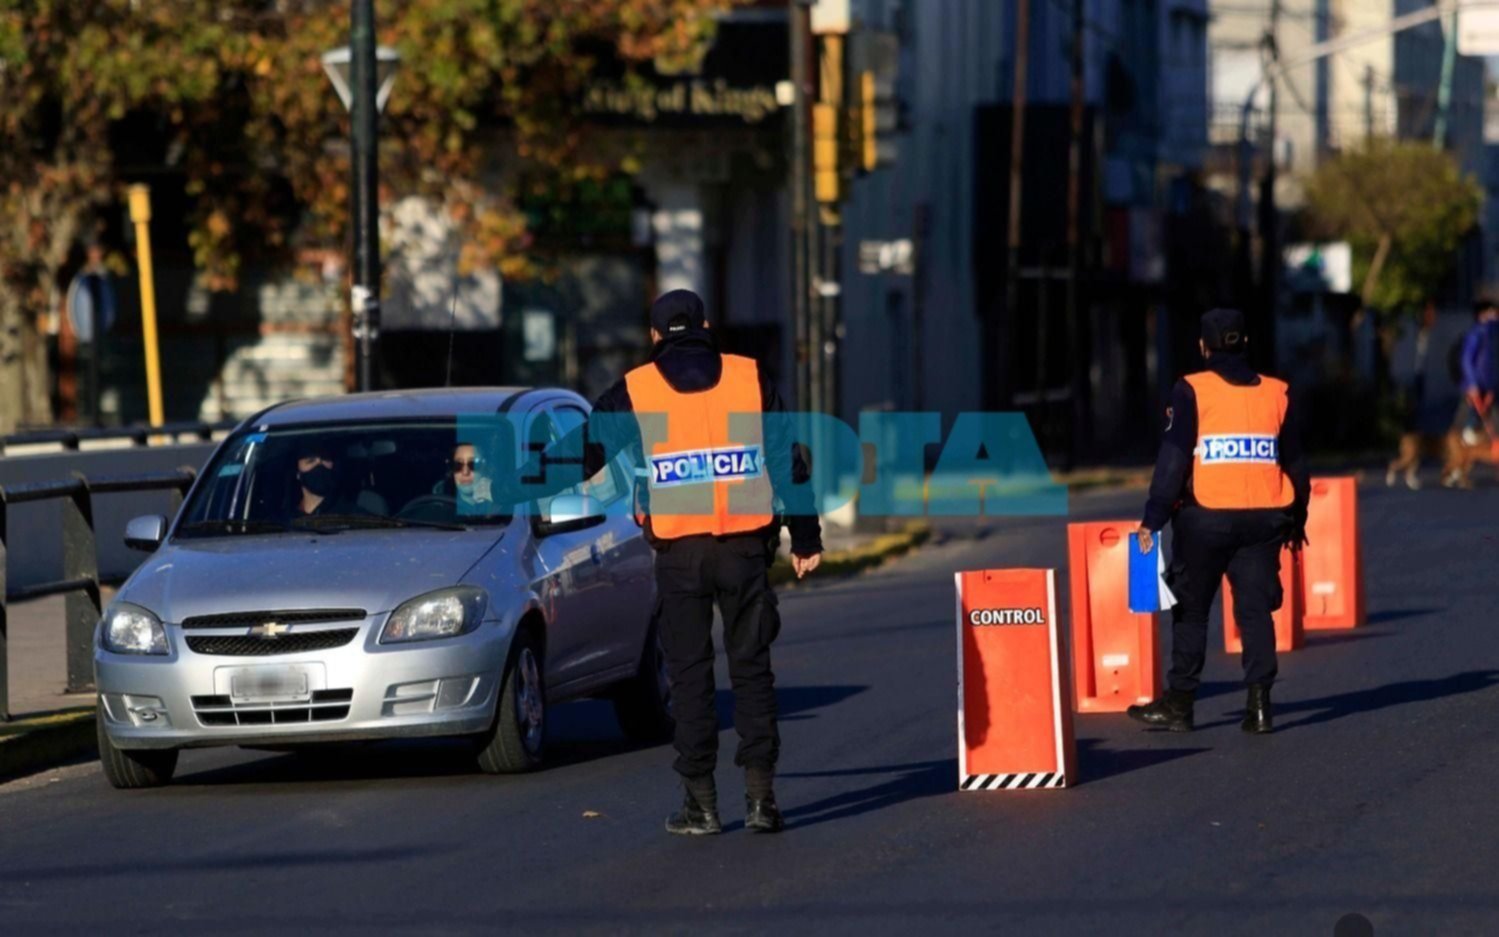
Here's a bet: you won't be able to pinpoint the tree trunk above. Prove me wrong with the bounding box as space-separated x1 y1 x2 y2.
0 288 27 434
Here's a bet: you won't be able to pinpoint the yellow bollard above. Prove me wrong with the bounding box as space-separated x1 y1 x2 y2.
127 184 165 428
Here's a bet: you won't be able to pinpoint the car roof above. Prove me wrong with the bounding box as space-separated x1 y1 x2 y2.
245 387 575 429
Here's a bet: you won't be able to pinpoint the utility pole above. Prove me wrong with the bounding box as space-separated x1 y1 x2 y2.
1256 0 1282 372
1003 0 1030 409
1364 63 1375 140
350 0 381 393
789 2 812 410
1435 7 1459 147
1064 0 1086 465
817 34 845 421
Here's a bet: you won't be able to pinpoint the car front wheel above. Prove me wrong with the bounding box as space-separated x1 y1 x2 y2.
612 626 674 745
98 715 178 789
475 629 546 774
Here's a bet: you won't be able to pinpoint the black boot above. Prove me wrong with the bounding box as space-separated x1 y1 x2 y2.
1126 689 1195 732
744 765 784 834
665 776 722 836
1241 684 1273 735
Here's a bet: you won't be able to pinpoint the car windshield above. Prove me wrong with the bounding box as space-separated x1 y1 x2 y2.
176 420 513 537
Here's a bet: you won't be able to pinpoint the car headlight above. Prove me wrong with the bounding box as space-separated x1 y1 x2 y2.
101 603 169 655
379 587 489 644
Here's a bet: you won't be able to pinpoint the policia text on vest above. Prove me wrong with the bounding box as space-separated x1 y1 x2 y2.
1128 309 1310 737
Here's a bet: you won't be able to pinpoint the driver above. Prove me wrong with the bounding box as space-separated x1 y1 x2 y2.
289 440 359 518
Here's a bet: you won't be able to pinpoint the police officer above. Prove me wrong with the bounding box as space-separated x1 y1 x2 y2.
517 290 823 835
1128 309 1309 735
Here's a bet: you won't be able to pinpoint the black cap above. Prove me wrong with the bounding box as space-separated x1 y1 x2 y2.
294 437 337 461
1201 308 1248 352
650 289 706 336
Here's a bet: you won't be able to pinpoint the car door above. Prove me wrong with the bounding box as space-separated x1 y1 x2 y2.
548 403 654 675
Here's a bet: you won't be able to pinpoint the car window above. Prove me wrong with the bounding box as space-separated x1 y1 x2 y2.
176 421 510 536
530 405 625 509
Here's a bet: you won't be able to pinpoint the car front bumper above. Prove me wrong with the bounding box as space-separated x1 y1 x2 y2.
95 618 514 750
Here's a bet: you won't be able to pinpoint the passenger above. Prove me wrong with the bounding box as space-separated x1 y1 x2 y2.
436 443 494 513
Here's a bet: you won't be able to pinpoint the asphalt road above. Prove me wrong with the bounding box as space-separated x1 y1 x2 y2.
2 482 1497 936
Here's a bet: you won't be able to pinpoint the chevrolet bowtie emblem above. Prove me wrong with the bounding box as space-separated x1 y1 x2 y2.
251 621 290 639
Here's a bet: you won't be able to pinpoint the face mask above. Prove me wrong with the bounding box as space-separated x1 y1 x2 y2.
456 480 475 498
299 464 337 497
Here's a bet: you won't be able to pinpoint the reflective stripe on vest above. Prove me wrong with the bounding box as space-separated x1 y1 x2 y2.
1186 370 1294 510
624 353 775 540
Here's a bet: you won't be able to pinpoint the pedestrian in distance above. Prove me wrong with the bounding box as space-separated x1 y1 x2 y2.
1444 299 1499 487
508 289 823 836
1128 308 1310 735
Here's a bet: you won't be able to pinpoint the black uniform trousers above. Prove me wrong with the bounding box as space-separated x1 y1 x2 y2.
1166 505 1294 694
653 533 781 780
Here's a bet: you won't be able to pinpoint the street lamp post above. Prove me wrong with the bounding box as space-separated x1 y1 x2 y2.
322 2 399 393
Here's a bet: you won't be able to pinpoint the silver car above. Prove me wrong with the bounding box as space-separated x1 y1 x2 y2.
95 388 670 788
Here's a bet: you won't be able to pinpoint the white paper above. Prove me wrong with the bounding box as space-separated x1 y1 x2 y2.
1156 547 1178 609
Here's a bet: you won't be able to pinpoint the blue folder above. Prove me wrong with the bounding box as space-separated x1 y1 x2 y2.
1128 532 1173 613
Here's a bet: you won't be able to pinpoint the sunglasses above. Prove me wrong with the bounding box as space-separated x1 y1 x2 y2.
451 458 484 472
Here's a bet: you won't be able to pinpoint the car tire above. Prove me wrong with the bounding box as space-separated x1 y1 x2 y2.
475 628 546 774
97 716 178 789
612 626 674 745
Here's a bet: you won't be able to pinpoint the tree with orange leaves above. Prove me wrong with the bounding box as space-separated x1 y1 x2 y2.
0 0 738 430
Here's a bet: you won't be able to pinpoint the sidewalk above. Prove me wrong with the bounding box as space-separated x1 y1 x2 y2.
1 596 98 783
5 595 96 719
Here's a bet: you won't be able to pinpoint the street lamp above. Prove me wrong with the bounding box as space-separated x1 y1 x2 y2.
320 44 401 114
321 2 399 393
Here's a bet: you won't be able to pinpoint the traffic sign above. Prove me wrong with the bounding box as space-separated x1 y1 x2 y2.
66 270 117 343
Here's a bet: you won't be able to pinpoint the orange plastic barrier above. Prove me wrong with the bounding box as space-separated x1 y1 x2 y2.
955 568 1075 791
1223 545 1304 653
1067 521 1160 713
1299 476 1365 630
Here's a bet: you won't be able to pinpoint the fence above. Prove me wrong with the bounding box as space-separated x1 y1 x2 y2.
0 420 234 457
0 468 197 721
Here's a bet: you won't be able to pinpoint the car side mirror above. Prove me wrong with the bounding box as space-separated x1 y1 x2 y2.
124 515 168 552
533 494 605 537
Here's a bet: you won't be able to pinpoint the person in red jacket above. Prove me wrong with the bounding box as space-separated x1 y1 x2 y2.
1129 309 1309 735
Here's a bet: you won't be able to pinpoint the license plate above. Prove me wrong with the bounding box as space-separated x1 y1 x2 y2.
229 666 310 702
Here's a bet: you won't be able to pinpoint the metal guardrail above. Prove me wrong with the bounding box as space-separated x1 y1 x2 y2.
0 468 197 721
0 420 236 457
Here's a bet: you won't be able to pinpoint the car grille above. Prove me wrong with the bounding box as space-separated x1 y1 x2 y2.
192 689 354 727
181 608 366 630
185 629 359 657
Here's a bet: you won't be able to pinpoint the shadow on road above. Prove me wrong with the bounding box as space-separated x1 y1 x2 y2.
1076 739 1210 783
1195 670 1499 732
545 684 869 769
767 738 1203 828
1302 629 1392 649
171 685 870 784
0 846 440 882
1365 607 1440 625
774 759 954 830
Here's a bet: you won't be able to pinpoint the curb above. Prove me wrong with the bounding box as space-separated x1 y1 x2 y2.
0 707 97 783
770 522 932 587
1057 468 1153 493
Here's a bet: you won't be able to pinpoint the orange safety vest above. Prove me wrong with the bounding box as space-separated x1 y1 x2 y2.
624 353 775 540
1186 370 1294 510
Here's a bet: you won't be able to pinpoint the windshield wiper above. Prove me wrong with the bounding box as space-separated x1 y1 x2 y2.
177 519 295 537
292 513 468 533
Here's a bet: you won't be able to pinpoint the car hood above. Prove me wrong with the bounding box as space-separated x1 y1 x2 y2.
118 529 506 623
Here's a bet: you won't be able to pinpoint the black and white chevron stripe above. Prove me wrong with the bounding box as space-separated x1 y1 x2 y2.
961 772 1067 791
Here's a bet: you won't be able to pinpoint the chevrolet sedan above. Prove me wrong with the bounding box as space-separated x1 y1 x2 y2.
95 388 669 787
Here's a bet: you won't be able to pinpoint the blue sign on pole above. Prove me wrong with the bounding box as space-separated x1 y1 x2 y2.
67 270 117 343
